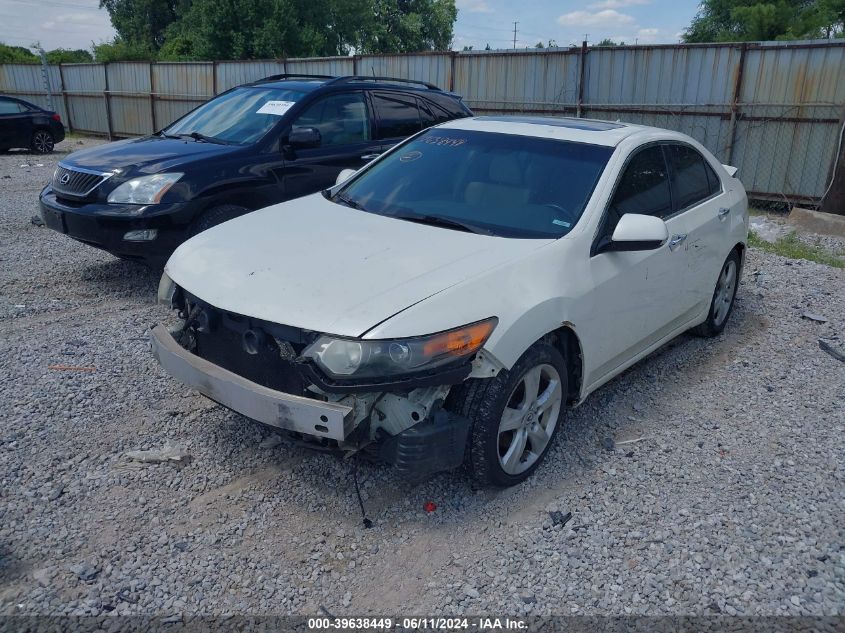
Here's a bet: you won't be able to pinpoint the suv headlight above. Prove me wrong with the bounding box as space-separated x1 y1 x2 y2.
107 173 182 204
302 318 497 379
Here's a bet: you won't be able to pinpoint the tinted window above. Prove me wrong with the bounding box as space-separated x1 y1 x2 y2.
419 99 451 126
0 100 22 114
164 86 305 144
337 129 613 239
373 93 422 139
609 145 672 225
292 92 370 147
667 144 714 210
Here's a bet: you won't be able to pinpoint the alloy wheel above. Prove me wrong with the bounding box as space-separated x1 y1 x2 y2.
713 259 737 326
497 363 563 475
33 131 54 153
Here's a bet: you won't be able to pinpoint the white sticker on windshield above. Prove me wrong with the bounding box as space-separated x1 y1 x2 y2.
256 100 296 116
552 219 571 227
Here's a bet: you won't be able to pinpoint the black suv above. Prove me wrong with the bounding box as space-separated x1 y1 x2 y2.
38 75 472 264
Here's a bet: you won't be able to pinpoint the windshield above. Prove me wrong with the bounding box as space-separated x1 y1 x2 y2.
337 128 613 238
163 87 305 144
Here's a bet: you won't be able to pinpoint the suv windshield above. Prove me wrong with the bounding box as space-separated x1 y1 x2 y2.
337 128 613 238
163 86 305 145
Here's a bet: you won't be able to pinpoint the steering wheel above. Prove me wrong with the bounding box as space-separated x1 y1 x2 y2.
543 203 578 225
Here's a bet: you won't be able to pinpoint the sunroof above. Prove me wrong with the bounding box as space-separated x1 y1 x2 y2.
476 116 625 131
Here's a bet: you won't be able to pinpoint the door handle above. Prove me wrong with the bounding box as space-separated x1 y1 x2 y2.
718 207 730 220
668 233 687 251
360 153 381 161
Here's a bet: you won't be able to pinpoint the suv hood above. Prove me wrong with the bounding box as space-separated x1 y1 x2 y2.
166 194 553 338
64 136 241 175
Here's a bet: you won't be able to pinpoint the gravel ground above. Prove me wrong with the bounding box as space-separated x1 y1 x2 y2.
1 138 844 618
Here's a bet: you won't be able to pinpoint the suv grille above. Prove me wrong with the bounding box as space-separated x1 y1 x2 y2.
52 165 111 199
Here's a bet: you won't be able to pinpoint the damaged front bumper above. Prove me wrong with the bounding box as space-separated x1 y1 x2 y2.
150 325 355 440
150 324 471 481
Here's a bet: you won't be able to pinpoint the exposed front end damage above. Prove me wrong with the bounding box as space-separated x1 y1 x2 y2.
151 286 476 482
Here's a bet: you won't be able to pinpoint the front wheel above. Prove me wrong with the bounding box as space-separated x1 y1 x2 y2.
30 130 55 154
449 341 567 487
692 250 740 337
188 204 249 237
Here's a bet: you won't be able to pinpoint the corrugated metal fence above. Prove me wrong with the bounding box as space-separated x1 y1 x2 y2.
1 41 844 204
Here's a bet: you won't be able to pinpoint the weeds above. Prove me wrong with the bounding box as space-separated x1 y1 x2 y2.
748 230 845 269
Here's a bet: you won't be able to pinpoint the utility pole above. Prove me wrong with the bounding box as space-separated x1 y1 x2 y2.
513 21 518 49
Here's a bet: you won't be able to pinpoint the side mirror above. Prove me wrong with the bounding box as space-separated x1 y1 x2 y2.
335 168 357 186
603 213 668 252
288 127 321 149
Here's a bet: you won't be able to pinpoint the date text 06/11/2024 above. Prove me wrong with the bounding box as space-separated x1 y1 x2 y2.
306 617 529 630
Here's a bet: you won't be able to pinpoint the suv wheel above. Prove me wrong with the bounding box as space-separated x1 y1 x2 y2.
449 341 567 487
31 130 55 154
189 204 249 237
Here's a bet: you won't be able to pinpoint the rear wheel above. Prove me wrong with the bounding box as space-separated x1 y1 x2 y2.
30 130 55 154
692 250 740 337
449 341 567 487
188 204 249 237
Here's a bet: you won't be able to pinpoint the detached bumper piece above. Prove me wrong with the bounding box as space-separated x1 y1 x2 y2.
379 409 471 483
150 325 354 440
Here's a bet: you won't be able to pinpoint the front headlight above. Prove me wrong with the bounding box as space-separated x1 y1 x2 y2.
302 318 497 379
107 173 183 204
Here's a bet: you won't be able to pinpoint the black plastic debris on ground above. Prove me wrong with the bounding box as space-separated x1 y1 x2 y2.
549 510 573 527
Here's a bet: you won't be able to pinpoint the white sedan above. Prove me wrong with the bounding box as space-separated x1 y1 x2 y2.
152 115 748 487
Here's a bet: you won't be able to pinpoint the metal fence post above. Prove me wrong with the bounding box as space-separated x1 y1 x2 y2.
212 60 218 95
57 64 72 132
103 63 113 140
725 43 748 164
449 51 456 92
149 62 157 134
576 40 587 118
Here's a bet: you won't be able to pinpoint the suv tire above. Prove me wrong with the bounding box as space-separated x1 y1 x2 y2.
189 204 249 237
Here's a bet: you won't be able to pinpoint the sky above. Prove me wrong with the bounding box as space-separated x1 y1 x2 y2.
0 0 700 52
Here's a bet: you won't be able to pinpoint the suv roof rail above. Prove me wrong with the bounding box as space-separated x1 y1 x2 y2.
327 75 440 90
257 73 337 82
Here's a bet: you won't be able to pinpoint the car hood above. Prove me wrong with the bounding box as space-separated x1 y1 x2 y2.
165 194 554 337
63 136 242 175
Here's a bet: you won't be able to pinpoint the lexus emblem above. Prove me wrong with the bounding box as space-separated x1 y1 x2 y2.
59 173 71 185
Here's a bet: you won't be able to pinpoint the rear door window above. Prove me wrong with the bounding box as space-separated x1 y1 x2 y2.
0 100 22 114
372 92 422 140
667 144 717 211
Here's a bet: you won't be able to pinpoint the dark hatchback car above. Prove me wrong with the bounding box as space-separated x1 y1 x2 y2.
0 96 65 153
38 74 472 264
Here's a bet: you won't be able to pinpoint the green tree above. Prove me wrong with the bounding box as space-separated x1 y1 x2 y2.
683 0 844 41
99 0 187 51
534 41 545 48
46 49 94 63
93 37 155 62
594 38 620 46
356 0 457 53
0 43 38 63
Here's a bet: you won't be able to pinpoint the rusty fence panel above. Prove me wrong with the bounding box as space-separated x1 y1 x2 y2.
0 41 843 203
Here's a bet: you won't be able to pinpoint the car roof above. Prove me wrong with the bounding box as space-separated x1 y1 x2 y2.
439 115 660 147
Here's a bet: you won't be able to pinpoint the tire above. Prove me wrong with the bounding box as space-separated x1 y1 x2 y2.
30 130 55 154
691 249 741 337
449 340 568 487
188 204 249 237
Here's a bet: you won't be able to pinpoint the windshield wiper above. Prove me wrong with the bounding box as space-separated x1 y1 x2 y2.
158 132 182 139
394 213 492 235
179 132 228 144
333 192 363 210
